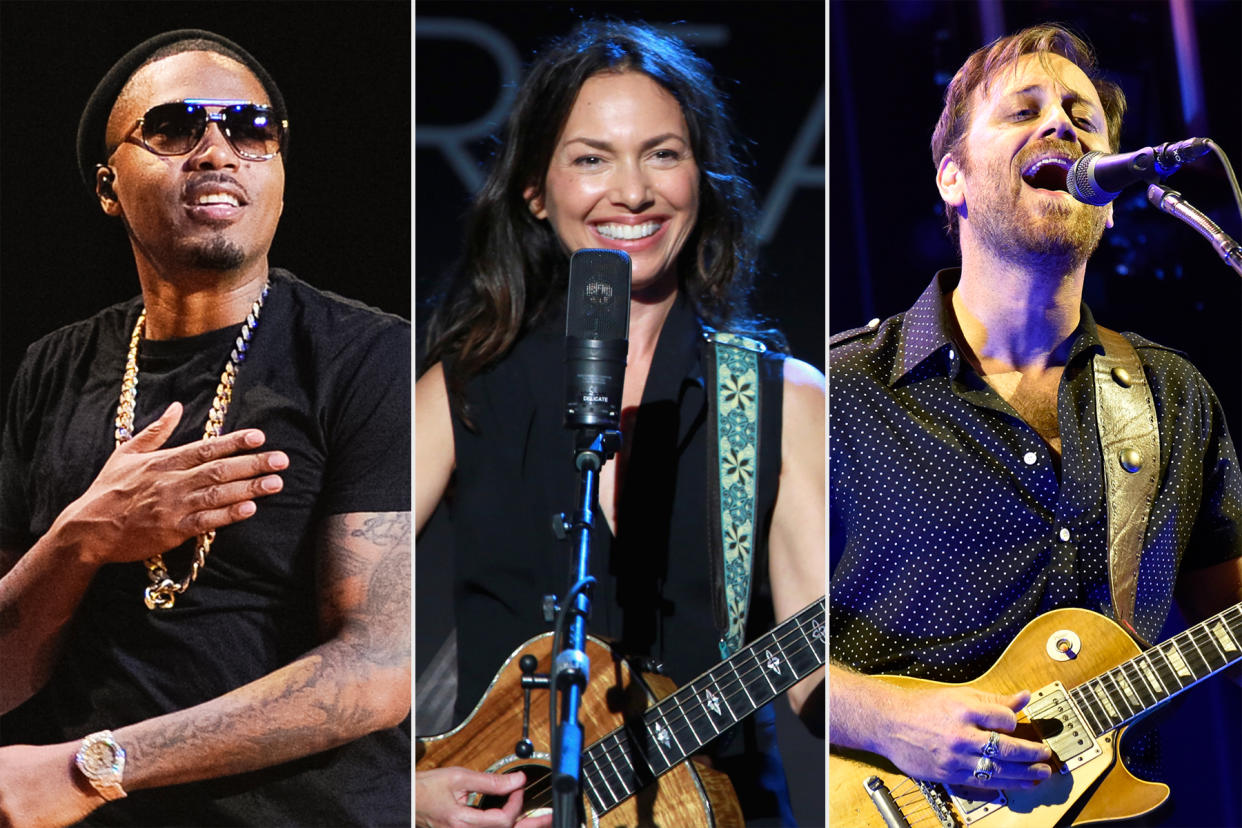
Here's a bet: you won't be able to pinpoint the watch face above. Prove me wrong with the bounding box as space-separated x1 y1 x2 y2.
80 740 119 776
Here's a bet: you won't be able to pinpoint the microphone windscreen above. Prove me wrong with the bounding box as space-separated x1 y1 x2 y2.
1067 152 1113 206
566 249 631 341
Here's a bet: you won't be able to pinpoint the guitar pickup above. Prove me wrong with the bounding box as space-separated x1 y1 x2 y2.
943 784 1006 825
1022 681 1102 772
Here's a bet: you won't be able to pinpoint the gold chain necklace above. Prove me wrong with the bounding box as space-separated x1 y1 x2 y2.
115 282 269 610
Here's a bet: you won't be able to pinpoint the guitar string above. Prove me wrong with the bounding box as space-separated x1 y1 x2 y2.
893 778 937 825
581 608 822 777
1072 607 1242 735
646 610 825 749
899 801 937 827
889 782 936 827
869 611 1242 828
548 622 821 813
501 603 1239 816
658 612 824 742
505 607 825 814
579 614 823 793
1077 627 1177 730
864 611 1242 828
540 607 1235 819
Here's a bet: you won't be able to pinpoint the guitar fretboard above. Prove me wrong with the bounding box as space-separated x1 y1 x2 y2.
579 597 826 816
1069 602 1242 738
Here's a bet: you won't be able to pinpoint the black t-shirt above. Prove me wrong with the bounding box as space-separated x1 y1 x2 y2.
0 268 411 826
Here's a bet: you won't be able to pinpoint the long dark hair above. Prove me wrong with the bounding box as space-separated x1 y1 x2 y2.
422 20 778 415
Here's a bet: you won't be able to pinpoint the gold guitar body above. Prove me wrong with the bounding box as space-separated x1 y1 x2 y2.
416 633 745 827
829 607 1171 827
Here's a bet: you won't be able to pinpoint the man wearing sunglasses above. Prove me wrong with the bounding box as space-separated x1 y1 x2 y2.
0 29 410 826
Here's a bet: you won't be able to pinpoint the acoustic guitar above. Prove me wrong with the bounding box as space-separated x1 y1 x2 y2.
417 597 825 827
830 601 1242 827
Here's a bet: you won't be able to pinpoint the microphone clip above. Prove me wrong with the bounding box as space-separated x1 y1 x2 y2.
572 428 622 472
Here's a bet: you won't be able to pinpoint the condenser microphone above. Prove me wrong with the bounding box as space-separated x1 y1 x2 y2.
563 249 631 432
1067 138 1210 206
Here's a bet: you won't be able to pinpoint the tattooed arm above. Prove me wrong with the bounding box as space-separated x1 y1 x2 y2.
0 511 410 827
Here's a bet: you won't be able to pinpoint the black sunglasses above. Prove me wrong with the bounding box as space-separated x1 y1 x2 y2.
126 99 288 161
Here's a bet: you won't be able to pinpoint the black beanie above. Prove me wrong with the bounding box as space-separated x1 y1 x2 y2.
76 29 288 194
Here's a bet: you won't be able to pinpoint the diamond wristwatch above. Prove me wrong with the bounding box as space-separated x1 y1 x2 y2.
74 730 127 801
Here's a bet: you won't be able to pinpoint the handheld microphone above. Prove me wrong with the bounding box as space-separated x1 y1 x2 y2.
563 249 631 432
1067 138 1210 206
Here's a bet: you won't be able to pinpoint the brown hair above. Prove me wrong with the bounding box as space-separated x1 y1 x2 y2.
422 20 781 425
931 23 1127 239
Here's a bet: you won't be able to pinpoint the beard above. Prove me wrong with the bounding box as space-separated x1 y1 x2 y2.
961 143 1109 272
186 234 246 271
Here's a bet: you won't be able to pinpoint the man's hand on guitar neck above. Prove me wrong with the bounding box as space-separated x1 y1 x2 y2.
415 768 553 828
829 664 1054 789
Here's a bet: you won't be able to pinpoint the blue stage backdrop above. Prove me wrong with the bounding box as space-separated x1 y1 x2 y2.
830 3 1240 827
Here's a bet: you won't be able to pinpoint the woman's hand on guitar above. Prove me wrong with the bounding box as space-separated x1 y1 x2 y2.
415 768 552 828
876 684 1054 789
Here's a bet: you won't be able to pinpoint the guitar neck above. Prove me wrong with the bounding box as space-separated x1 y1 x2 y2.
1070 601 1242 737
579 597 826 815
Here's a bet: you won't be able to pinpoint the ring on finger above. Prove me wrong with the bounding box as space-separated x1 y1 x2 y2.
973 755 997 782
981 730 1001 757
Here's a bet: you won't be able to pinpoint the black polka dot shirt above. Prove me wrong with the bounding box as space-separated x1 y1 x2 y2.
829 270 1242 682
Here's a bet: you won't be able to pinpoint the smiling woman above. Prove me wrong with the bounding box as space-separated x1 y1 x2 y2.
527 72 700 301
415 18 825 828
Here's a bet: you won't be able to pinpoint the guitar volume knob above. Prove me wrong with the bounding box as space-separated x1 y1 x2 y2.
1046 629 1081 661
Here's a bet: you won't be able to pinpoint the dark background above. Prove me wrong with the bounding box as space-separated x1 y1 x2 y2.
415 2 826 825
831 1 1241 826
414 2 826 368
0 0 412 420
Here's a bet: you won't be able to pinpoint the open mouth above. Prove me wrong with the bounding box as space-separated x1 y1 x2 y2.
195 193 241 207
1021 157 1072 192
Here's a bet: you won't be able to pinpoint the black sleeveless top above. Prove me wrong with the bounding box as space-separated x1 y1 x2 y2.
442 294 792 821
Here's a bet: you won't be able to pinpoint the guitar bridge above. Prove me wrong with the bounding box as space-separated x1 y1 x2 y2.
1024 681 1102 772
920 780 970 827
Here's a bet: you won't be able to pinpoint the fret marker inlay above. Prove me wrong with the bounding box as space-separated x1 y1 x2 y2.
1115 675 1140 707
1137 659 1164 695
811 619 825 642
1210 621 1239 653
1163 644 1191 678
1090 684 1118 719
704 689 722 716
764 650 783 675
653 721 672 750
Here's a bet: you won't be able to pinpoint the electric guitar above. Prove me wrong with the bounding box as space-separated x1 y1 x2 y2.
416 597 825 827
830 601 1242 827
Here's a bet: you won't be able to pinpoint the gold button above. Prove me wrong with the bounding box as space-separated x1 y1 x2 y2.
1111 367 1133 388
1119 448 1143 472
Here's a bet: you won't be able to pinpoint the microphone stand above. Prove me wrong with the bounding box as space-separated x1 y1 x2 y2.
551 426 621 828
1147 183 1242 276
